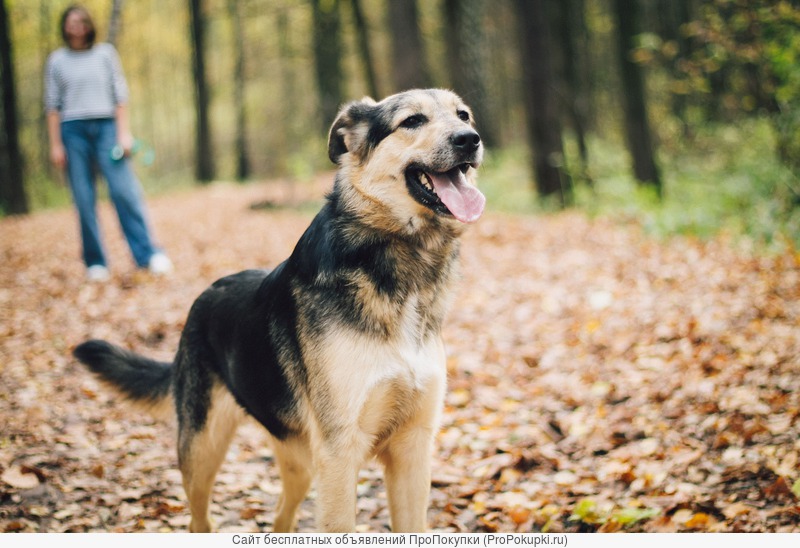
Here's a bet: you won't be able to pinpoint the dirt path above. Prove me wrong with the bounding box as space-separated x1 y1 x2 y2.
1 181 799 532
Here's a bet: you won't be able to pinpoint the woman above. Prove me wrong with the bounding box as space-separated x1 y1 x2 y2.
45 4 171 281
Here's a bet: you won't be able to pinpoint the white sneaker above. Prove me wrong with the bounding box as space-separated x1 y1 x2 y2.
86 265 111 282
148 252 173 275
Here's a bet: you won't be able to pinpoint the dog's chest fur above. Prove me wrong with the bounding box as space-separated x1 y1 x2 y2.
292 213 457 447
312 292 447 450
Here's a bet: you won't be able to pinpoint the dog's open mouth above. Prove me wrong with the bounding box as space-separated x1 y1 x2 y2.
406 164 486 223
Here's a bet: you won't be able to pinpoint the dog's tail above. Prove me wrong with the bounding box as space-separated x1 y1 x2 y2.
73 339 174 419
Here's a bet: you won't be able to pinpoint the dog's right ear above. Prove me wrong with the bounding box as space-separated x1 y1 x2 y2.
328 97 378 164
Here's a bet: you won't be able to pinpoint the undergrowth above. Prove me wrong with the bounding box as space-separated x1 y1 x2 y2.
479 117 800 251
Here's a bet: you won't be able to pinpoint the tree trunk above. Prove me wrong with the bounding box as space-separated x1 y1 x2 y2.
614 0 662 194
514 0 571 207
557 0 591 183
442 0 497 147
228 0 250 181
349 0 379 99
276 8 299 176
189 0 215 182
39 0 53 175
386 0 431 92
657 0 692 129
311 0 344 131
107 0 124 46
0 0 28 215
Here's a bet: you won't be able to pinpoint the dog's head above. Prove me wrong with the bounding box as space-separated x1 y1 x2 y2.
328 89 485 232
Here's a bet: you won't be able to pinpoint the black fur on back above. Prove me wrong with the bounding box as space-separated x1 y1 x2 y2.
73 340 172 404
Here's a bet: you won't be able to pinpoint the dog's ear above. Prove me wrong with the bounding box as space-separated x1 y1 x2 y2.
328 97 378 164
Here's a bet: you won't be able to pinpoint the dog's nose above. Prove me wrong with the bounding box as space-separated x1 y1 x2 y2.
451 129 481 153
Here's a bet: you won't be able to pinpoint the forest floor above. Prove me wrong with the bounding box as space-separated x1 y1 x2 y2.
1 178 799 533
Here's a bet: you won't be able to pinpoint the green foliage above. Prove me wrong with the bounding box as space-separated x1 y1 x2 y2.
579 119 800 249
672 0 797 114
477 146 541 215
484 119 800 250
632 0 800 179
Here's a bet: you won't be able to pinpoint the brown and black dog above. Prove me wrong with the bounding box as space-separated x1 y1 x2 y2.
74 89 485 532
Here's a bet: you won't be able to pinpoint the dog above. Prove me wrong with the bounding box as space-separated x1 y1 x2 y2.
73 89 486 533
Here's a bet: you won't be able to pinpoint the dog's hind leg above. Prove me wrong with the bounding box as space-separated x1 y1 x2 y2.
270 437 313 532
178 385 245 533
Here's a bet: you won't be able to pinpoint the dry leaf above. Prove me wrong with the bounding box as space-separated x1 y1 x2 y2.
2 183 800 533
1 464 40 489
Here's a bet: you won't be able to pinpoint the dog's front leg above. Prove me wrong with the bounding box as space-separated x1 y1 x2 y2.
380 425 435 532
315 446 359 532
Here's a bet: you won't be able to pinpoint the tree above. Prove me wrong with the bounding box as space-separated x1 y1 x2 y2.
614 0 662 194
311 0 344 131
189 0 215 182
349 0 380 99
228 0 250 181
442 0 497 147
107 0 124 46
38 0 54 174
275 7 300 176
386 0 431 92
554 0 592 183
0 0 27 215
655 0 693 127
514 0 572 207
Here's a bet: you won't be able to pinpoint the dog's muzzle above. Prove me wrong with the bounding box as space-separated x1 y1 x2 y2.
405 129 486 224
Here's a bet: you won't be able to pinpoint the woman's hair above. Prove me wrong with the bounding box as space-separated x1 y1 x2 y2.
60 5 96 48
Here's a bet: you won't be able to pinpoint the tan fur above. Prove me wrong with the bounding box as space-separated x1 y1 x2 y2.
180 385 246 533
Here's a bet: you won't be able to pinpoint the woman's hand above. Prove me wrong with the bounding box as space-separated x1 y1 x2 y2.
46 111 67 172
117 131 135 157
50 142 67 170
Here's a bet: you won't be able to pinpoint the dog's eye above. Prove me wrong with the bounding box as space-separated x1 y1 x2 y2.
400 115 426 129
457 110 470 122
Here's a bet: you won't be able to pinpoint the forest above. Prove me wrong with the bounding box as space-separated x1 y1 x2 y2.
0 0 799 242
1 0 800 536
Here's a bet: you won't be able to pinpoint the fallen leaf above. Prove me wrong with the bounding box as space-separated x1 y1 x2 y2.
610 506 660 526
1 464 41 489
722 502 752 519
508 506 531 525
684 512 711 530
240 507 262 520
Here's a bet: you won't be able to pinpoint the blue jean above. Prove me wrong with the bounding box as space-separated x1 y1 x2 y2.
61 118 158 268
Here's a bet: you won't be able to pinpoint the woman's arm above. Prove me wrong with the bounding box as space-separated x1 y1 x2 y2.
47 110 67 171
115 103 135 155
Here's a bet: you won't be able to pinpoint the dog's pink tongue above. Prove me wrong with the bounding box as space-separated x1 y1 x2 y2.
428 168 486 223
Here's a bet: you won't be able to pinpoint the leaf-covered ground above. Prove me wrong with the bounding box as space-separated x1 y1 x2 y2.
1 180 799 533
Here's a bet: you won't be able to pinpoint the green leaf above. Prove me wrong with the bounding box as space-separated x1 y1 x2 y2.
610 507 660 526
569 498 606 525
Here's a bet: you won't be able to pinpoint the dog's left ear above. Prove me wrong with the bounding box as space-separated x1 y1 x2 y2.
328 97 378 164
